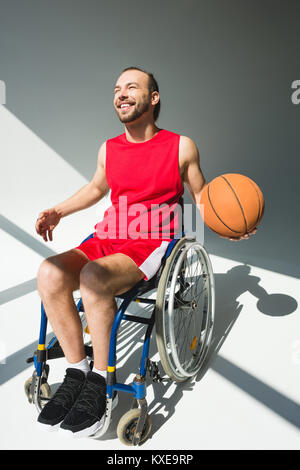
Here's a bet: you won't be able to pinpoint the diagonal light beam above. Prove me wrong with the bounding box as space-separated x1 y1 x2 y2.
0 214 56 258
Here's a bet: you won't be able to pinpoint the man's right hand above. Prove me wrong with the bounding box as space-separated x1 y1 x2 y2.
35 208 61 242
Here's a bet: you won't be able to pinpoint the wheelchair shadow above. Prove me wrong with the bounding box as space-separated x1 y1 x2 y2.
98 263 298 442
96 264 243 442
97 309 200 443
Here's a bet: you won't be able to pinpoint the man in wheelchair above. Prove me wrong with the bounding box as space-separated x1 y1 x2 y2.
34 66 209 438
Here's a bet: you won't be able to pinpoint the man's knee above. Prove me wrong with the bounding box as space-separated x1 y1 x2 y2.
37 256 71 294
80 261 112 294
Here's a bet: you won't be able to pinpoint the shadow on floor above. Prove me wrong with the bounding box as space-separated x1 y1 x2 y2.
1 260 298 440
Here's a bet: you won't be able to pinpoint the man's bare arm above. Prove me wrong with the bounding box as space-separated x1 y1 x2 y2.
179 136 257 241
179 136 207 208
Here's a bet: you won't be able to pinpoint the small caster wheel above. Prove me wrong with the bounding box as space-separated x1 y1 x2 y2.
117 408 152 446
24 377 34 404
24 376 51 407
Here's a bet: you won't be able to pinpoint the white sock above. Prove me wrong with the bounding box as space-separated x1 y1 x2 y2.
92 367 107 380
66 357 90 375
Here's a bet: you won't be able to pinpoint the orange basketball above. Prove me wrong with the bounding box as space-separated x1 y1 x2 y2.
199 173 264 237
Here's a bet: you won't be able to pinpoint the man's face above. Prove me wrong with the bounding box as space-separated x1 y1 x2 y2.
113 70 154 123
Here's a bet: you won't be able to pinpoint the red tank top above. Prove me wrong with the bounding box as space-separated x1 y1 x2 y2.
94 129 184 241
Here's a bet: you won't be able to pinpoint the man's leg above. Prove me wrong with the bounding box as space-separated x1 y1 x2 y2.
36 248 93 430
37 248 90 364
79 253 145 371
57 253 145 437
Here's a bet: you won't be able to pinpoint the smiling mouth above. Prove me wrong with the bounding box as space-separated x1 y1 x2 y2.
119 103 134 110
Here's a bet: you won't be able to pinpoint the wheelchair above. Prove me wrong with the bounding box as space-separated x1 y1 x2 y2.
25 209 215 446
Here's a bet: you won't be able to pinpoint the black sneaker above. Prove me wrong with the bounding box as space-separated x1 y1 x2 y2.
59 371 118 438
37 368 86 431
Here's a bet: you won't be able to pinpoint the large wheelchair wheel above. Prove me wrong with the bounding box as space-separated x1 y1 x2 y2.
155 236 215 382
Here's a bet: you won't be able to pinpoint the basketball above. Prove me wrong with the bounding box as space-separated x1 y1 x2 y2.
199 173 264 238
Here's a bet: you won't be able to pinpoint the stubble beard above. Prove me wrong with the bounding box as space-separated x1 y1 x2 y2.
116 95 151 123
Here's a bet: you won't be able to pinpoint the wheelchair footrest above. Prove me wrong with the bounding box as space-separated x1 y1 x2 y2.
26 344 93 364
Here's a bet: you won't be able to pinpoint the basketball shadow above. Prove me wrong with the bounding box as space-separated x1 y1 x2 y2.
195 264 298 381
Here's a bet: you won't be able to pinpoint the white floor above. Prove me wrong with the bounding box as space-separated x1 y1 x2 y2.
1 105 300 450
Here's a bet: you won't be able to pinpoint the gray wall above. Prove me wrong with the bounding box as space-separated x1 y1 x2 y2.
1 0 299 276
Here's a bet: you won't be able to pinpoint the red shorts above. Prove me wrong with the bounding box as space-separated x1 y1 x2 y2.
73 234 170 281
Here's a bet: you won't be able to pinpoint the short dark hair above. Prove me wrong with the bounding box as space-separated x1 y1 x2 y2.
121 66 161 121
